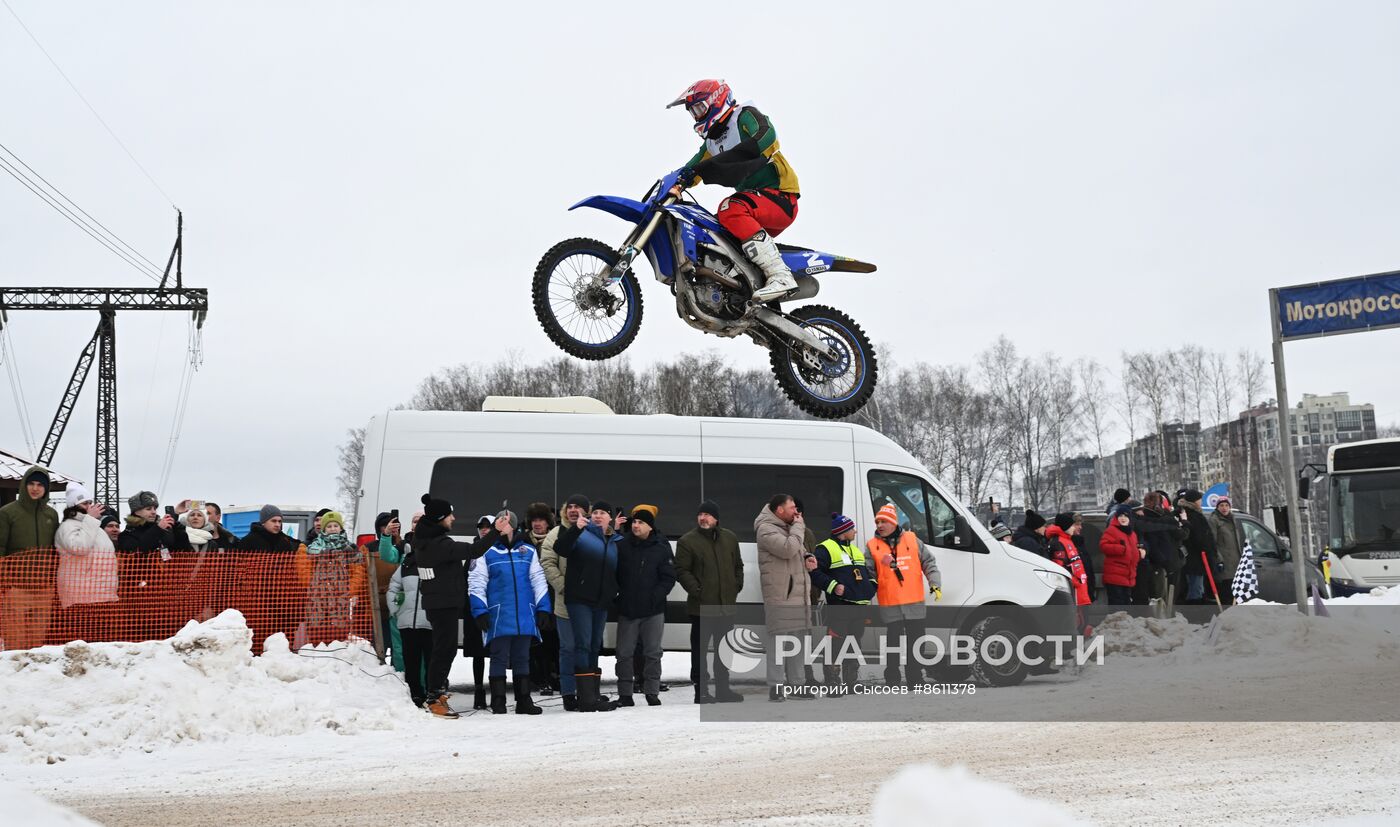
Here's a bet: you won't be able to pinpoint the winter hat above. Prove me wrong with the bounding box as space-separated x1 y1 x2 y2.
991 523 1013 540
1053 512 1076 532
526 502 556 529
1022 510 1047 532
23 467 51 492
496 509 519 531
259 503 283 523
1179 489 1203 504
875 503 900 527
420 493 453 523
697 500 720 520
315 507 332 519
630 504 658 529
321 511 346 532
1216 496 1231 507
565 493 591 512
476 515 494 528
99 513 120 530
1112 488 1131 504
830 512 856 537
374 512 393 533
129 491 159 512
591 500 615 517
65 482 92 509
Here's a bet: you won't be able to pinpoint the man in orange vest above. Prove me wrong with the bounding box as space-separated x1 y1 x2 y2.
866 503 942 688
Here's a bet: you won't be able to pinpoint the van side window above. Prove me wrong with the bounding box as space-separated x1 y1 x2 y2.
702 464 844 543
1239 518 1280 559
430 458 555 536
868 469 959 549
558 460 699 539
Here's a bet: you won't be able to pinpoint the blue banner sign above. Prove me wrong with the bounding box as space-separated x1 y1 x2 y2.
1275 270 1400 341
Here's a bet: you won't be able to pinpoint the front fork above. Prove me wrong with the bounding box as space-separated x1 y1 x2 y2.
605 195 676 284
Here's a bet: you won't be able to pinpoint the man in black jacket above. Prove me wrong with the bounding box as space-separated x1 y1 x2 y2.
613 505 676 707
237 505 301 553
414 492 502 719
1135 492 1187 610
1011 511 1050 559
1176 489 1221 605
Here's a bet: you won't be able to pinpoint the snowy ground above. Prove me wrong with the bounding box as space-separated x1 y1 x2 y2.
3 592 1398 826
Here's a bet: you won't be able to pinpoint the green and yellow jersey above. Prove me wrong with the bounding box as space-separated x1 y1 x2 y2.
684 104 799 195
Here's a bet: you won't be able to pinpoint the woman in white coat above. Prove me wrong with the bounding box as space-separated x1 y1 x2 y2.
54 483 119 642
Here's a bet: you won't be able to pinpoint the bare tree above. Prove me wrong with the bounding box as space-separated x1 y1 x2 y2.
336 426 367 515
1236 348 1267 409
1075 358 1111 458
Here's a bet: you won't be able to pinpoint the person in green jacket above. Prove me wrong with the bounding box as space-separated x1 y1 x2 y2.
674 500 744 704
0 466 60 650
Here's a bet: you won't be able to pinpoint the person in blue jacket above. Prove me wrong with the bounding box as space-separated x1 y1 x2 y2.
468 510 552 715
554 500 624 712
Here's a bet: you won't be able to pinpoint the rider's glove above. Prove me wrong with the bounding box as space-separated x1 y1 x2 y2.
931 586 942 601
676 167 698 187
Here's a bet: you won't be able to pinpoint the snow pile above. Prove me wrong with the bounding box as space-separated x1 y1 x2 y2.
0 781 99 825
873 764 1090 826
1177 604 1400 666
1096 612 1192 656
0 610 416 764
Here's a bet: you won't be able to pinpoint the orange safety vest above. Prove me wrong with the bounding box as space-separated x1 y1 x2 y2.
866 530 927 608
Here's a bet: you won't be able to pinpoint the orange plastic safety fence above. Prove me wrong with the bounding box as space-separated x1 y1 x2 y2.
0 548 380 654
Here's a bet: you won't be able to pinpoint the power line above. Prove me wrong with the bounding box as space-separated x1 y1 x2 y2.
0 154 163 282
1 326 39 457
2 0 177 209
0 140 167 276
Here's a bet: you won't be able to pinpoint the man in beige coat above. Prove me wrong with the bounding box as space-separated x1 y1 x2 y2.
754 494 817 702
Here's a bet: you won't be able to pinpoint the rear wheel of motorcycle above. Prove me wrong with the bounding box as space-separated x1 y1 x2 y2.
533 237 644 360
768 304 878 419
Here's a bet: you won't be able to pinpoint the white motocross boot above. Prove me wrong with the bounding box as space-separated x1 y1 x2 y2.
743 231 798 302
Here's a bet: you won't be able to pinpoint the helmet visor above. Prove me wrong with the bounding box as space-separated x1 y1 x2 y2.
687 100 710 122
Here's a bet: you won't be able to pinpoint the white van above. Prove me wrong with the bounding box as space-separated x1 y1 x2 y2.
354 400 1077 686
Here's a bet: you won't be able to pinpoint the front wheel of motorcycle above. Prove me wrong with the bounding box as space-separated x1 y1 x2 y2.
533 237 644 360
768 304 879 419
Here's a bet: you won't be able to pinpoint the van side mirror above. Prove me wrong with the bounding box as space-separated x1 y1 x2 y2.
1297 475 1311 501
952 514 973 549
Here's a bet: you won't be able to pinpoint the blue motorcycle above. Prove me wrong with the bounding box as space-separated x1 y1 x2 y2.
533 170 879 418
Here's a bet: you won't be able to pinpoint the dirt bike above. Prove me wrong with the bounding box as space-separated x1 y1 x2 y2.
533 169 878 418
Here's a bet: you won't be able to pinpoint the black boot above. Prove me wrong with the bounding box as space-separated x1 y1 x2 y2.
575 673 598 713
489 676 508 715
768 686 785 703
617 694 635 707
473 684 488 711
646 693 661 706
578 673 615 712
513 675 543 715
714 678 744 704
563 693 579 712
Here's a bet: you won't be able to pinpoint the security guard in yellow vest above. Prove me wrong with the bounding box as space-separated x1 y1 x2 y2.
810 513 878 688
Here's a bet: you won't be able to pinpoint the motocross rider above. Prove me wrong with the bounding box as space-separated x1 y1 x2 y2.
667 79 801 302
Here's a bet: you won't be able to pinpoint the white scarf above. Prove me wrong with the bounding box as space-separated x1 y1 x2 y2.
185 525 214 548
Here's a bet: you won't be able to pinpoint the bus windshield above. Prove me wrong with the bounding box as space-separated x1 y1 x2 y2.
1329 469 1400 555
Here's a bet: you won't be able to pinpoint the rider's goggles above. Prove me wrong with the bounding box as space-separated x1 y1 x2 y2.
687 100 710 121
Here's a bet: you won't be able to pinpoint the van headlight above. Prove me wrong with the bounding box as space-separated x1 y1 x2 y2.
1035 569 1072 593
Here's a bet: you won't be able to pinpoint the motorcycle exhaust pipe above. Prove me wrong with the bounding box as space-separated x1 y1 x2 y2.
693 266 744 291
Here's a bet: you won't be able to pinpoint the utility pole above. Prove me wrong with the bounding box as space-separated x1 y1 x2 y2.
0 213 208 509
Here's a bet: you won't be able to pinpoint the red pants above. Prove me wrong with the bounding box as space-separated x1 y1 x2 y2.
717 189 798 240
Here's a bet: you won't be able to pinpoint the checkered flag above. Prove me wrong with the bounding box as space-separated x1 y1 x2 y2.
1232 540 1258 604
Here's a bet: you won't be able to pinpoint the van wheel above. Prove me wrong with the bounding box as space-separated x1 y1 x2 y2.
967 614 1029 688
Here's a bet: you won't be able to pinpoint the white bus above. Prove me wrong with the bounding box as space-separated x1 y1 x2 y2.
353 399 1077 686
1325 437 1400 596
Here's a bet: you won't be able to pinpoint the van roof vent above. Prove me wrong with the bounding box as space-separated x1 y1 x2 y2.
481 395 615 415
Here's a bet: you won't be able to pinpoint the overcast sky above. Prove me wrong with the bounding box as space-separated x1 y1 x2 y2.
3 1 1398 512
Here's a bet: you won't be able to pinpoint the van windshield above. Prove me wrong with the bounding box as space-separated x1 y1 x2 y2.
1329 470 1400 555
